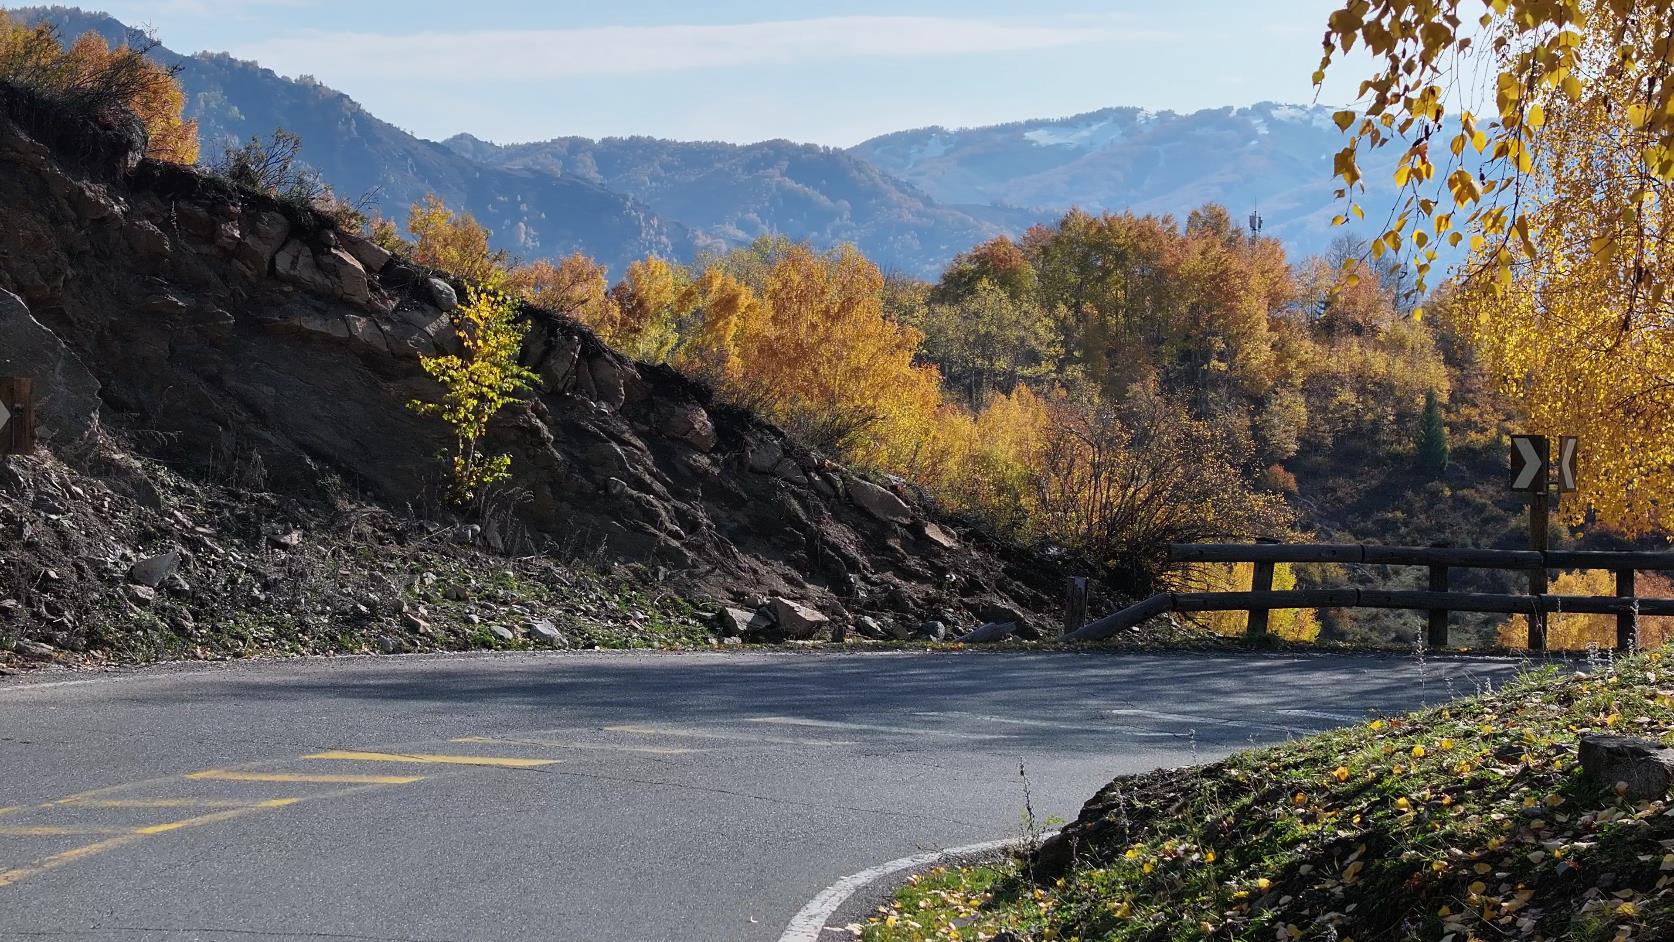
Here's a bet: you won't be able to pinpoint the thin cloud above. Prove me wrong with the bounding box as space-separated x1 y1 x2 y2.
234 16 1139 81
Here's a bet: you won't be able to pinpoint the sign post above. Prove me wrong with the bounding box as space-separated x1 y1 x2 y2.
1510 434 1551 650
1509 434 1579 652
0 377 33 457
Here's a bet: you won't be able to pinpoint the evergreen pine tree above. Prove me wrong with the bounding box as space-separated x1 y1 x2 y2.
1417 390 1449 475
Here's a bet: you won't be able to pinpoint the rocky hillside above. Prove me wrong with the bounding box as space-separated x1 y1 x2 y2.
0 82 1090 666
12 6 697 275
851 103 1411 260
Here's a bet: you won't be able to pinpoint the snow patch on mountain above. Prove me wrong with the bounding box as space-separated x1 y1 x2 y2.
1022 117 1124 149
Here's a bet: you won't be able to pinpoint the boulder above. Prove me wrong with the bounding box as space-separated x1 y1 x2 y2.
960 621 1018 644
342 236 392 274
919 521 957 549
715 607 756 637
848 477 912 524
489 624 516 643
767 597 829 640
660 402 717 451
315 247 371 306
127 548 181 588
525 619 562 645
0 288 101 443
12 638 55 660
853 615 886 639
1579 733 1674 799
916 620 948 642
745 607 776 638
425 277 458 312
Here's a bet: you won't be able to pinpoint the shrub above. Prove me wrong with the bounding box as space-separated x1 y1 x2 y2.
211 129 369 230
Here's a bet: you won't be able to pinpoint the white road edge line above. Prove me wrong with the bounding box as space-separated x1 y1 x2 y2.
777 831 1057 942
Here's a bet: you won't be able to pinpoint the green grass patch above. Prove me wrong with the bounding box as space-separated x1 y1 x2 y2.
862 652 1674 941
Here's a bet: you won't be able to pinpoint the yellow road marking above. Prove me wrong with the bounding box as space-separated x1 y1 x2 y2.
0 806 19 818
134 800 298 835
604 723 858 746
0 825 137 836
0 834 146 888
62 797 273 809
451 736 696 756
187 770 425 785
303 750 558 768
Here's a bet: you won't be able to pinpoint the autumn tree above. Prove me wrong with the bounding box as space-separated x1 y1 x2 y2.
502 253 615 325
909 278 1058 406
606 257 691 362
407 194 508 286
408 287 537 502
1320 0 1674 529
0 14 198 162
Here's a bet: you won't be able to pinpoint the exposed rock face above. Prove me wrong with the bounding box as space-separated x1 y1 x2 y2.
0 288 100 443
0 92 1062 628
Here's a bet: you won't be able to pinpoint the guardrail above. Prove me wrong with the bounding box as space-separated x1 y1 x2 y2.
1067 543 1674 651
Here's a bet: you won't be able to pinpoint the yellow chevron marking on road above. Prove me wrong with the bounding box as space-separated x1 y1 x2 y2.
63 797 273 809
134 800 299 835
451 735 697 756
187 770 425 785
0 834 146 889
0 825 138 836
304 750 559 768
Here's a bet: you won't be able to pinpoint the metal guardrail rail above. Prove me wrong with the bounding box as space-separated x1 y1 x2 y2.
1068 543 1674 651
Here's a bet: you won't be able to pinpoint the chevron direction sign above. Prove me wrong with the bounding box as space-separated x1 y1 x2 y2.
1510 434 1579 493
1510 434 1548 492
1556 435 1578 493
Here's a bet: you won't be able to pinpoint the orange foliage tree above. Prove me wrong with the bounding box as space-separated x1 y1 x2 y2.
0 13 198 163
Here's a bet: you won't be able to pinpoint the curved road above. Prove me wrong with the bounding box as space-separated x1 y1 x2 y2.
0 650 1522 941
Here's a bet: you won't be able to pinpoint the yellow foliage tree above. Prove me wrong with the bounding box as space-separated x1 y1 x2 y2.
408 287 537 502
1198 562 1322 642
407 195 508 287
1321 0 1674 531
606 257 690 362
1497 569 1674 651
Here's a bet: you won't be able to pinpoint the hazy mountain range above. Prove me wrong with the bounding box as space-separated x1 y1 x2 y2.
15 7 1398 277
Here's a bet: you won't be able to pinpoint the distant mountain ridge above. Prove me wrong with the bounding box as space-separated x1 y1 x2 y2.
439 133 1009 275
12 6 696 275
850 103 1403 259
12 7 1397 275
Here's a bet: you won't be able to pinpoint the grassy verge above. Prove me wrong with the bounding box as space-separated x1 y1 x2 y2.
861 651 1674 942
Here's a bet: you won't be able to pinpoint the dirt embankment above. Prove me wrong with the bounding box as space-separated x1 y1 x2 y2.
0 87 1098 663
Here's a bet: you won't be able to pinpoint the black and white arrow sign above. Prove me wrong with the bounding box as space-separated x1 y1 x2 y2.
1510 434 1548 492
1557 436 1578 492
0 399 9 435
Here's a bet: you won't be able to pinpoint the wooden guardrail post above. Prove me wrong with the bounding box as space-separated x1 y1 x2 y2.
0 377 34 456
1617 568 1638 652
1062 577 1089 637
1426 541 1450 648
1246 538 1279 637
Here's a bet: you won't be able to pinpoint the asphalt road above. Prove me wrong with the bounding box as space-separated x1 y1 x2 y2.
0 650 1526 942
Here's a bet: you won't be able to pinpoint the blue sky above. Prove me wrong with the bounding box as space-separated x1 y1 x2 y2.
87 0 1367 146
